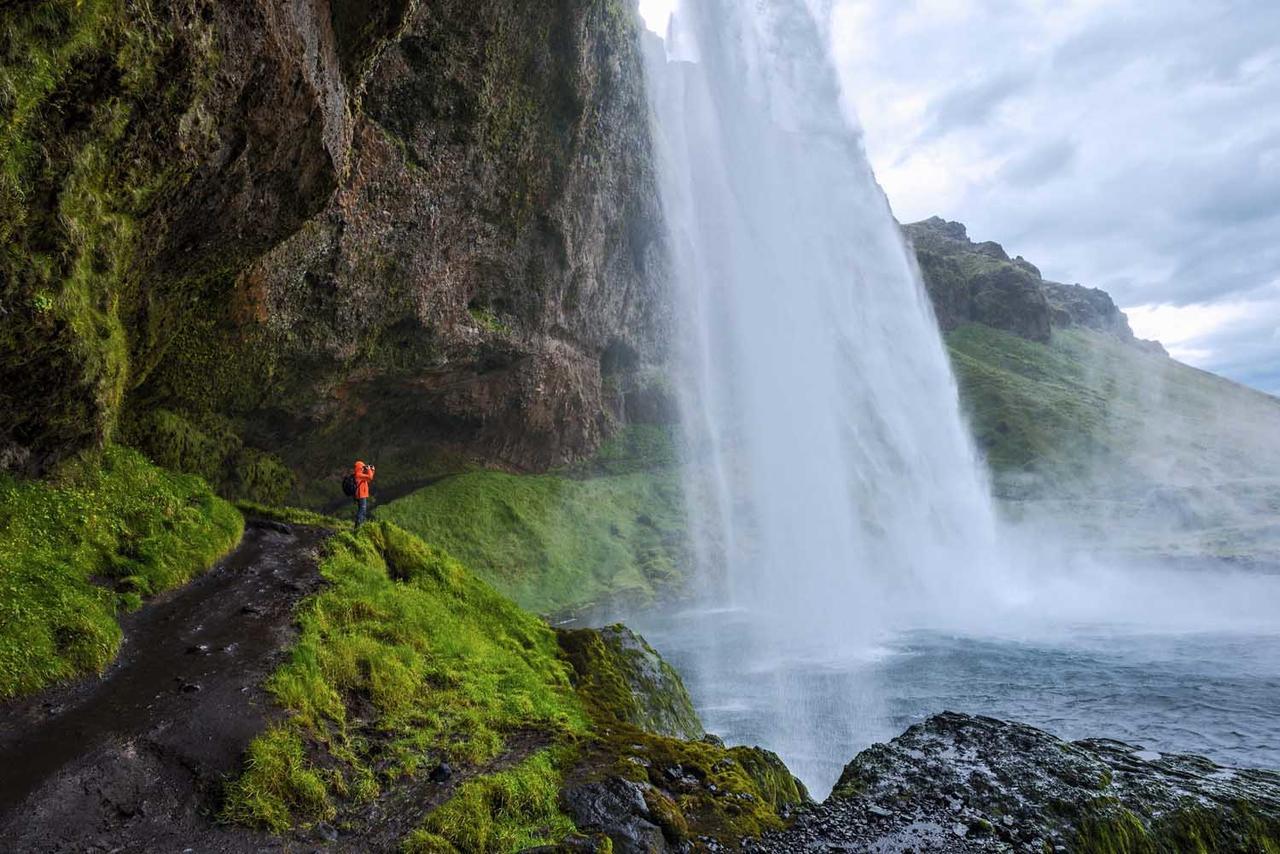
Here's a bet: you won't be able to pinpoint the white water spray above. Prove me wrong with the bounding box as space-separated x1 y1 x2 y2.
643 0 1008 789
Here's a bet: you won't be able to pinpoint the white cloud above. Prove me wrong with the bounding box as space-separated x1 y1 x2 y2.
824 0 1280 393
1125 302 1253 354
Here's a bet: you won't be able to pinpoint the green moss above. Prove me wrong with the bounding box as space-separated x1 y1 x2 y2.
468 304 510 334
123 407 297 504
232 447 297 506
222 521 589 830
380 429 687 615
123 409 242 486
1075 808 1155 854
0 0 216 463
573 425 680 477
233 501 347 531
403 750 578 854
0 446 242 698
730 745 810 814
1071 800 1280 854
558 624 703 740
222 726 335 833
572 723 808 841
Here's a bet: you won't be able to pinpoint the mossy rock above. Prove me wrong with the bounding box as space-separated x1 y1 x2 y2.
562 722 810 845
789 712 1280 852
559 623 703 741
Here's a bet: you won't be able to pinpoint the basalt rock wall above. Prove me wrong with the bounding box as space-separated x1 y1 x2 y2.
1 0 670 500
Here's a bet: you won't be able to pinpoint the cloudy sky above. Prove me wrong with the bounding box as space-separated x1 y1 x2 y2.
639 0 1280 395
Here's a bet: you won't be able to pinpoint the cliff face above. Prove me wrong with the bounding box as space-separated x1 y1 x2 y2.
904 216 1162 353
1 0 669 499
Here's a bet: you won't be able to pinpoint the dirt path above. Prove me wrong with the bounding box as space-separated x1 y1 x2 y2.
0 520 328 853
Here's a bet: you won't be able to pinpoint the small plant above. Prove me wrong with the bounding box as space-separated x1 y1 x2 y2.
30 290 55 313
468 304 510 334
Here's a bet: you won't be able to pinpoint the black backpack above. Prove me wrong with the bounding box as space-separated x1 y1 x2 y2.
341 472 357 498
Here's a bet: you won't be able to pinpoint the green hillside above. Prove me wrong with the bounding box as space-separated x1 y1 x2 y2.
380 427 688 616
909 219 1280 563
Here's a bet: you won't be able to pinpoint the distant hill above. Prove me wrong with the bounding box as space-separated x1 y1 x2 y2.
905 218 1280 564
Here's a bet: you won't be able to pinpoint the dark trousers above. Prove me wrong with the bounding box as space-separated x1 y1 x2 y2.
355 497 368 529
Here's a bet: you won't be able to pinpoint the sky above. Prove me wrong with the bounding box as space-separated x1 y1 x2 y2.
638 0 1280 396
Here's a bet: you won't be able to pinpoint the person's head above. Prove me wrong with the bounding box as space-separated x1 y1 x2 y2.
355 459 365 470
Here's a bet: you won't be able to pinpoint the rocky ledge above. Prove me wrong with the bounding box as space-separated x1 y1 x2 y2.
903 217 1167 355
749 711 1280 853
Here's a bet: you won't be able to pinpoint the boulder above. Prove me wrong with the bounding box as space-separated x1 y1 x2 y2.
559 624 704 741
751 712 1280 852
561 777 671 854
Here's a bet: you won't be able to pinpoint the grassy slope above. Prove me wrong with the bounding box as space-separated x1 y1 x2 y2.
0 446 242 698
948 324 1280 557
223 521 590 836
380 426 687 614
225 520 801 851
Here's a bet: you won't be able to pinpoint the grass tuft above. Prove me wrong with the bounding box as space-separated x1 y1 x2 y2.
402 750 578 854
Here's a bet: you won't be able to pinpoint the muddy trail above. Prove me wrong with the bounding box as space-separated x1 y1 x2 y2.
0 520 328 852
0 520 557 853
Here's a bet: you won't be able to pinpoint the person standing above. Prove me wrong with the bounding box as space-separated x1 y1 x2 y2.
353 460 375 529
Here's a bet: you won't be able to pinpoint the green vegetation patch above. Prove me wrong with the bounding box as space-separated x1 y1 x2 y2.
1073 801 1280 854
0 0 216 464
947 323 1124 486
559 624 703 741
0 446 241 698
125 409 298 505
402 749 579 854
222 521 589 832
381 428 687 615
568 723 809 843
226 517 804 849
233 501 346 531
947 322 1280 558
947 323 1280 492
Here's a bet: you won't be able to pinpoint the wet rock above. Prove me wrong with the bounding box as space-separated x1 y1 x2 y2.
562 778 669 854
755 712 1280 852
558 625 704 740
428 762 452 783
6 0 668 493
312 822 338 843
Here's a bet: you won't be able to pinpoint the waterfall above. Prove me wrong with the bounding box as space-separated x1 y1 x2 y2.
642 1 1007 791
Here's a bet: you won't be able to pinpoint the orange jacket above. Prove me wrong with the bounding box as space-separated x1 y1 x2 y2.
353 461 375 499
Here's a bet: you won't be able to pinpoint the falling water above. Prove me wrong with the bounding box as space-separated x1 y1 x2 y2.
633 0 1280 798
641 0 1007 790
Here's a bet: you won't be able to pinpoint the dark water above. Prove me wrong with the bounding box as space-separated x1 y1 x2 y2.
630 608 1280 796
